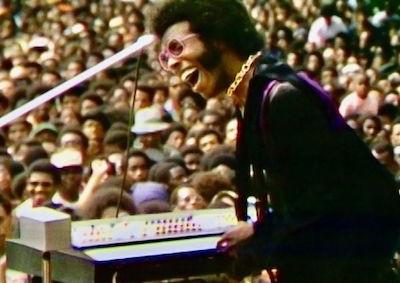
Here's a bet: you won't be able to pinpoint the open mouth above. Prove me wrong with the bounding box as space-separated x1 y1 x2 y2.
182 68 200 88
33 195 48 207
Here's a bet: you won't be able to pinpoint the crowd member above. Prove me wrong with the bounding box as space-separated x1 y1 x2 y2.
371 141 400 181
49 147 84 212
79 91 104 117
161 123 187 158
14 158 61 217
3 118 31 156
124 149 152 186
206 153 237 184
103 130 129 156
0 158 16 202
165 75 191 121
131 105 171 162
11 140 41 167
189 171 234 205
359 114 383 146
208 190 238 209
339 73 381 117
0 194 12 256
180 105 202 131
59 86 85 117
180 145 203 174
57 126 89 165
70 157 114 213
81 108 110 161
79 185 135 219
148 160 188 193
307 3 348 48
196 128 224 154
28 122 59 154
198 109 225 134
130 181 170 214
224 118 238 148
133 79 156 112
170 184 207 211
391 117 400 147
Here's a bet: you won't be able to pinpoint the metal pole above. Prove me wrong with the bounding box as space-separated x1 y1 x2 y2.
42 252 51 283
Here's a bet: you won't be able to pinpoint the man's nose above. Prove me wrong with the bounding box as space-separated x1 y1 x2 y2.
136 170 145 177
16 131 25 138
190 196 202 205
166 56 180 72
34 184 49 193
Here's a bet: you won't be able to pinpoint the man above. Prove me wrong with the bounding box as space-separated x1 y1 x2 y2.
180 145 203 174
196 128 223 153
152 1 400 282
131 105 171 162
307 3 348 49
79 92 104 117
371 141 400 182
165 75 191 121
14 159 61 217
58 126 89 165
4 118 31 156
60 86 85 115
124 149 152 186
50 148 84 211
149 161 188 193
391 117 400 147
339 73 381 117
199 109 225 134
170 184 207 211
130 181 171 214
29 122 59 154
81 108 110 160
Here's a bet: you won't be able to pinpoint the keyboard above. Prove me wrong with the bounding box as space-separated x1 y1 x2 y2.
83 235 222 262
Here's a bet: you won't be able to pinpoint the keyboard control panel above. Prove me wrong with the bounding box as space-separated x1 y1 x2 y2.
72 208 238 248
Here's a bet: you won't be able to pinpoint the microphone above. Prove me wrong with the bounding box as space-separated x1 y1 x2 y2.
0 34 157 128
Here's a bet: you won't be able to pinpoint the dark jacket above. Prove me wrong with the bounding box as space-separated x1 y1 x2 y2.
234 58 400 282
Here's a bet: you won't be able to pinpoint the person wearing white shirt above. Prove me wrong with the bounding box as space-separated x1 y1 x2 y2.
308 4 348 48
339 73 381 117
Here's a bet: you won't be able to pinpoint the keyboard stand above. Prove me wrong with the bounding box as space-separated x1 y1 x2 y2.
7 238 233 283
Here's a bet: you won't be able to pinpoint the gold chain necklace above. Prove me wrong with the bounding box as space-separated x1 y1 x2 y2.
226 51 262 98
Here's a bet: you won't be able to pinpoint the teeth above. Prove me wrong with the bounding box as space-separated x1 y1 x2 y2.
181 68 197 84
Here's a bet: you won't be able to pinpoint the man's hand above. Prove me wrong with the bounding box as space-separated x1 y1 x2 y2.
91 159 110 177
217 221 255 250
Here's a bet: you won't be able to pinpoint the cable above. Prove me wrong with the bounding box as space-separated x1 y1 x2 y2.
115 52 143 218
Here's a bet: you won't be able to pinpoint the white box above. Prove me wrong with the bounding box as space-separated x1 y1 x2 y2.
19 207 71 251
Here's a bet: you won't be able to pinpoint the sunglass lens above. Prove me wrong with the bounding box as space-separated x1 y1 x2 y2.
168 39 184 56
159 52 168 68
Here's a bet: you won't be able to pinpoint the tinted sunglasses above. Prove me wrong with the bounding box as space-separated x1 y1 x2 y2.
158 33 199 71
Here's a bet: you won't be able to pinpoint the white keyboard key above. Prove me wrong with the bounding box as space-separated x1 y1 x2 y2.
84 236 221 262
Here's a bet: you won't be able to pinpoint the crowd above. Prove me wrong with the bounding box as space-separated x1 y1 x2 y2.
0 0 400 281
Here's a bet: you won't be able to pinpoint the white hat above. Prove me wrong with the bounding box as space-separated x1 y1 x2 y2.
50 148 83 168
131 105 170 134
28 36 50 49
394 146 400 155
341 63 362 75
